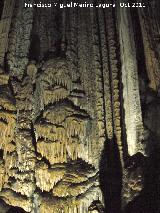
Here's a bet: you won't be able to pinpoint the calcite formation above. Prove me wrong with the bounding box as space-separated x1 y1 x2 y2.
0 0 159 212
138 1 160 91
118 3 144 156
0 0 15 65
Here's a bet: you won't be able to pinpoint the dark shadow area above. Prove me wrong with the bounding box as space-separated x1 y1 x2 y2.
99 135 123 213
0 199 10 212
0 0 4 19
125 152 146 170
0 149 4 158
0 198 26 213
7 206 26 213
124 135 160 213
43 38 66 61
4 52 10 74
43 39 62 60
29 34 40 62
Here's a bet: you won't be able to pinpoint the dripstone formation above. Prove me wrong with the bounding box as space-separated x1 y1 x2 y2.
0 0 160 212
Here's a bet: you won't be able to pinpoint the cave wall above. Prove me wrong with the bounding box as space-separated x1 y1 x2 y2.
0 0 160 212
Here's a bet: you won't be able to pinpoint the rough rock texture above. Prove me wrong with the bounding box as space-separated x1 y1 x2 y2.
0 0 15 65
138 1 160 91
118 3 144 157
0 0 160 212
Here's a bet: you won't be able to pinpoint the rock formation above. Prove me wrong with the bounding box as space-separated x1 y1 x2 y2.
0 0 160 212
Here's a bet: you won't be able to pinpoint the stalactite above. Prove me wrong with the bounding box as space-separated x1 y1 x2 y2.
35 163 65 192
117 2 146 208
8 62 38 207
97 8 114 139
7 0 34 78
33 0 62 59
138 7 160 91
90 8 106 156
37 140 90 165
0 89 16 111
0 71 17 196
34 58 73 116
5 152 18 171
0 163 5 191
39 186 103 213
43 104 89 125
66 7 80 82
71 8 104 169
118 4 144 156
10 180 35 197
104 6 124 164
0 0 15 65
35 8 50 58
35 100 91 164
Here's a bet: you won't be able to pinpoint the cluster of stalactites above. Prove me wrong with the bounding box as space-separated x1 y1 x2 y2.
39 186 103 213
37 140 89 165
0 69 17 192
35 106 90 164
33 59 73 120
33 58 94 166
35 162 65 192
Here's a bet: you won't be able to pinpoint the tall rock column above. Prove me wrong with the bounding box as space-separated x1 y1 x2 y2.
0 0 15 65
138 2 160 91
7 0 34 79
118 1 145 207
118 2 144 157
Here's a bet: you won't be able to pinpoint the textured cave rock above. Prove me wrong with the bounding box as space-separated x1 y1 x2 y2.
0 0 160 212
